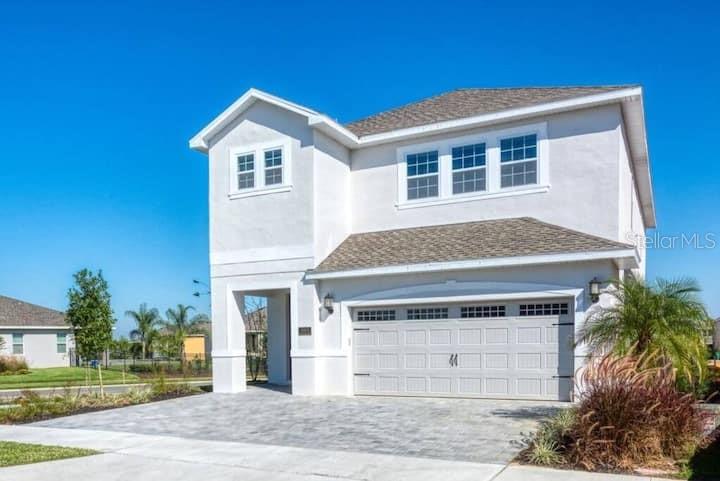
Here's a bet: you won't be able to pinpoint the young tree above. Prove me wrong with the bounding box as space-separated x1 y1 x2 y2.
111 337 132 384
578 276 712 387
66 269 115 396
126 303 161 359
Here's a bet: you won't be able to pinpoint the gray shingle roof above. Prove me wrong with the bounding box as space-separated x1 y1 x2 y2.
0 295 67 327
314 218 633 274
344 86 634 137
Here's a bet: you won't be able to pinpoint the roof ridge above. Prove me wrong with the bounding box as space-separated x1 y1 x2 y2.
452 84 639 92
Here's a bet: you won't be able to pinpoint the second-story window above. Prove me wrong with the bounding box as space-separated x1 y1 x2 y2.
500 134 537 188
236 153 255 190
407 150 439 200
264 149 283 186
452 143 486 194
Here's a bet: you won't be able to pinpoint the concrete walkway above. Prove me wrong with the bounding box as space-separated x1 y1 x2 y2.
0 425 659 481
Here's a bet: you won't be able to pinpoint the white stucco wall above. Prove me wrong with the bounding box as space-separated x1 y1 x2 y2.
349 105 625 242
0 329 73 368
208 101 316 268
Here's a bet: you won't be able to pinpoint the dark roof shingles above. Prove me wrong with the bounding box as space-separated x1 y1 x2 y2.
314 218 632 273
344 86 633 137
0 296 67 327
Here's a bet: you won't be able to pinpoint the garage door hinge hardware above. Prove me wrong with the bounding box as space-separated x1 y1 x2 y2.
552 323 575 326
354 373 371 376
353 328 371 331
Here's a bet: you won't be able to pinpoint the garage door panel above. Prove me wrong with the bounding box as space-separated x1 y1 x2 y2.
429 329 452 344
378 330 399 345
429 353 454 368
485 328 509 344
458 328 482 344
404 353 427 368
405 329 426 345
353 307 573 401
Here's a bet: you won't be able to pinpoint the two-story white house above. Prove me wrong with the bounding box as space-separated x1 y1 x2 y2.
190 86 654 401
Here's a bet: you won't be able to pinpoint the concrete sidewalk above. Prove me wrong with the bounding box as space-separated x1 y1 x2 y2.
0 425 659 481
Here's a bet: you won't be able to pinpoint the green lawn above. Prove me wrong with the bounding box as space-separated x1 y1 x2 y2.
0 367 139 390
0 441 97 467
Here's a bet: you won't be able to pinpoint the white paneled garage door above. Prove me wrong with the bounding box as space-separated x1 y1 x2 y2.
352 301 574 401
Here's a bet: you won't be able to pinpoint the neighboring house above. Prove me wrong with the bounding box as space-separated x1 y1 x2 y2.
0 295 74 368
183 334 208 361
190 86 653 401
713 318 720 355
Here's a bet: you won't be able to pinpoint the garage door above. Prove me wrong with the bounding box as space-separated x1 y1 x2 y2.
352 301 574 401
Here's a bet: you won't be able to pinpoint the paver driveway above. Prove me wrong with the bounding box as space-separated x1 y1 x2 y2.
34 386 562 464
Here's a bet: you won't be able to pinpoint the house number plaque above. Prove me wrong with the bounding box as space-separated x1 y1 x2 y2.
298 327 312 336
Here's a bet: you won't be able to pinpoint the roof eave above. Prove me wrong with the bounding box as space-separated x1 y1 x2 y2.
306 248 639 280
189 88 321 153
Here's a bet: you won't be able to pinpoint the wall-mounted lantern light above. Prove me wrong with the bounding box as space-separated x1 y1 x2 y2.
323 293 334 313
589 277 602 303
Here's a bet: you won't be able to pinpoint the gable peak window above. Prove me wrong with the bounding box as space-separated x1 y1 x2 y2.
406 150 439 200
229 141 291 198
500 134 537 188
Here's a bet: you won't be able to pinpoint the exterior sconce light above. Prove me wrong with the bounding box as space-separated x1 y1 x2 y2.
589 277 601 303
323 293 334 313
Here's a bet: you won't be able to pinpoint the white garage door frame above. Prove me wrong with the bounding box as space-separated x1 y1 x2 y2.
340 281 585 401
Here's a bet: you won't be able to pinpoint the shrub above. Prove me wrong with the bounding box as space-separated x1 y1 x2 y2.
567 353 711 471
0 356 29 375
522 409 576 466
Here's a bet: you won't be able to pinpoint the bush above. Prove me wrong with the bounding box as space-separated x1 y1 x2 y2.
522 409 576 466
567 353 711 471
0 356 29 375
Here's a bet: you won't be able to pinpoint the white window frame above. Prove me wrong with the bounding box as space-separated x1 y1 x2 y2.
57 333 67 354
396 122 549 209
405 149 440 201
228 139 292 199
12 333 23 355
450 142 488 195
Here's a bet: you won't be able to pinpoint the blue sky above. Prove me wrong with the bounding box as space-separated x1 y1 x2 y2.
0 0 718 336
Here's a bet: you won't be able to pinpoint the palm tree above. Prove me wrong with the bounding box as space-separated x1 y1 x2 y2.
163 304 208 361
578 276 712 383
126 303 161 359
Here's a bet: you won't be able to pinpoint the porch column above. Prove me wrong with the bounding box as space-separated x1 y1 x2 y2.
211 287 247 393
